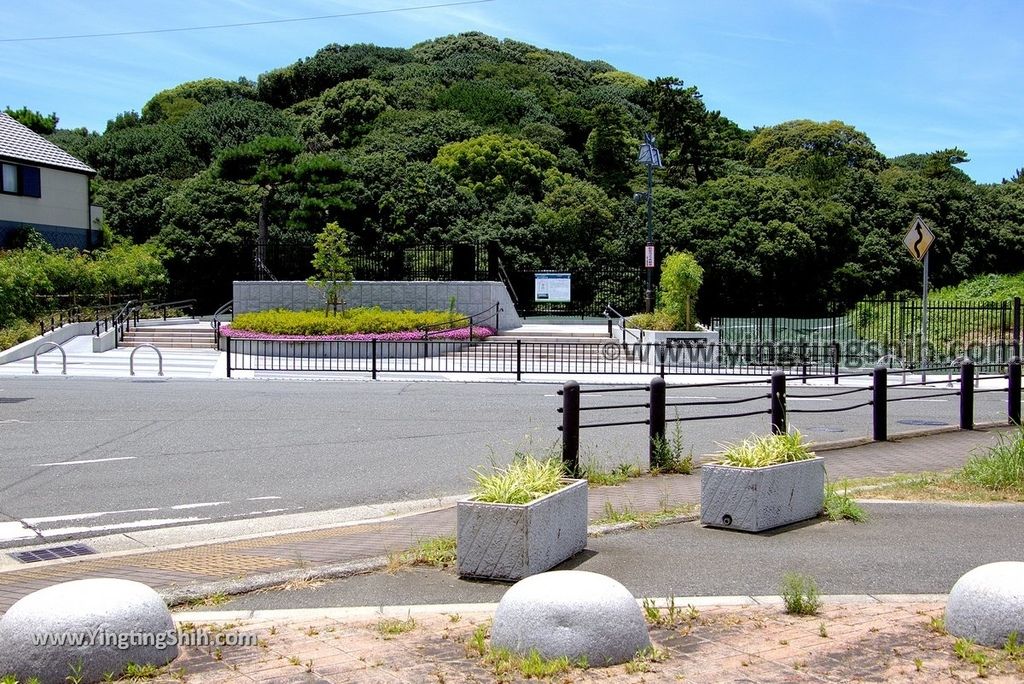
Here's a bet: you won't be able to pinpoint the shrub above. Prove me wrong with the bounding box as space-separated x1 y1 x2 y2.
626 309 680 331
716 430 815 468
657 251 703 331
229 307 462 336
472 453 566 504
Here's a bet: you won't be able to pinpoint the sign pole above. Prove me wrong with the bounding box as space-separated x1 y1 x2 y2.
921 250 929 383
645 164 654 313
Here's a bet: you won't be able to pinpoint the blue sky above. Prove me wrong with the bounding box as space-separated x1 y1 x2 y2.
2 0 1021 183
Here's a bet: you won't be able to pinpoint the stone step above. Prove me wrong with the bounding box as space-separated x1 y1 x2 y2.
481 336 611 344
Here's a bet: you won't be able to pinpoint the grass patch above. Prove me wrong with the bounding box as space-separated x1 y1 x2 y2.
388 535 457 572
468 623 581 679
624 646 669 674
231 306 462 336
471 453 566 504
959 428 1024 491
376 615 417 638
580 461 642 486
781 573 821 616
716 430 815 468
595 501 697 529
823 482 868 522
642 595 700 629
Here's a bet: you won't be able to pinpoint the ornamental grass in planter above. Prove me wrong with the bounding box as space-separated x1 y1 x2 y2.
700 431 825 532
456 454 587 581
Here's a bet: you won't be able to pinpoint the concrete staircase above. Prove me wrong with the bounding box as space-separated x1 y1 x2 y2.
119 322 216 350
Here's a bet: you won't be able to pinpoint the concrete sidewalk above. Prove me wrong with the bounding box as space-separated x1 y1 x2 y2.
0 426 1010 615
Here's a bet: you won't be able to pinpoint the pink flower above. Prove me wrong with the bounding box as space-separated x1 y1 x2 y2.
220 325 495 342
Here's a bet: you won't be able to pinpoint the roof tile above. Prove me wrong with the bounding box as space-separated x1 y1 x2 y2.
0 112 95 174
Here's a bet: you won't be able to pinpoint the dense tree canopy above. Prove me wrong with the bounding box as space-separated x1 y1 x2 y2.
38 31 1024 315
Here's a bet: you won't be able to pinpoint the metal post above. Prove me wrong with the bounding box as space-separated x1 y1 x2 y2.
516 339 522 382
960 359 974 430
1014 297 1021 359
872 364 887 442
833 341 841 385
371 339 377 380
1009 358 1021 426
560 380 580 477
771 370 787 435
649 376 666 468
658 343 665 378
801 342 808 384
921 250 929 383
226 336 231 378
645 164 654 314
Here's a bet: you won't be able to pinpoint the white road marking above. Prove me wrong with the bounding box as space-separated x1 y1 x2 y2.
41 517 210 537
668 396 719 400
24 508 160 524
246 496 282 501
0 419 30 425
33 456 137 467
0 521 37 543
171 501 230 510
787 397 833 402
902 399 949 402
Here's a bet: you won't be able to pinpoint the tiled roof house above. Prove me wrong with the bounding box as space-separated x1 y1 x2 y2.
0 112 101 249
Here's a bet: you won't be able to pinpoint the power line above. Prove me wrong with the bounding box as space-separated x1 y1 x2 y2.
0 0 497 43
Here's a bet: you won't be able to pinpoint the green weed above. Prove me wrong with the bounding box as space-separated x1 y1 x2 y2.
781 573 821 616
823 482 868 522
471 453 565 504
717 430 815 468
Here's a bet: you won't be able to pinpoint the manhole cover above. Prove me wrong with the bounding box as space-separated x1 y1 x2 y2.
10 544 97 563
897 419 949 426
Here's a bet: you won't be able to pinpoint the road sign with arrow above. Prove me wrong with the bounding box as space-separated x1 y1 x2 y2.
903 216 935 261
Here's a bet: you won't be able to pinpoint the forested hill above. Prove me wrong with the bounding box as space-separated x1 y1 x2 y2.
43 31 1024 314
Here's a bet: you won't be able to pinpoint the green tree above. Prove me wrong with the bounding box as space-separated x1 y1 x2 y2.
307 222 354 314
658 252 703 330
215 136 303 247
747 120 887 184
141 77 256 124
433 134 559 202
3 106 58 134
584 104 636 194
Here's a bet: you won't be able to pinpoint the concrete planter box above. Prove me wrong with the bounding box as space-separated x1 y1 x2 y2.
457 478 588 581
625 328 720 365
700 457 825 532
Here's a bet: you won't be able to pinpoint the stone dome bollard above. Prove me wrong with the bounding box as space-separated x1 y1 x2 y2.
946 561 1024 647
490 570 651 667
0 578 179 684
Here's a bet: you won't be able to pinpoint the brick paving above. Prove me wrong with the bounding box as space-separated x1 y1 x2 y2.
0 426 1011 615
139 600 1024 682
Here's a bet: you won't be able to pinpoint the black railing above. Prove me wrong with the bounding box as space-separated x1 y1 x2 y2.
555 359 1023 472
713 296 1022 372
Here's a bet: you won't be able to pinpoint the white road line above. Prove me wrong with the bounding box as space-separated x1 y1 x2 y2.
787 397 833 402
246 496 282 501
24 508 160 524
33 456 137 467
0 521 37 543
171 501 230 510
902 399 949 402
668 396 719 400
41 517 210 537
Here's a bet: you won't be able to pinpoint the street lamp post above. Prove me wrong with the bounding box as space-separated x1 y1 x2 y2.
636 133 663 313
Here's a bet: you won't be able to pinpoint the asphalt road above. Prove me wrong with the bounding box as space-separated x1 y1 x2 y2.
219 502 1024 608
0 376 1011 545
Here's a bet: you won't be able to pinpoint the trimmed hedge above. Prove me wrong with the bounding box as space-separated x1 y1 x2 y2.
230 307 463 335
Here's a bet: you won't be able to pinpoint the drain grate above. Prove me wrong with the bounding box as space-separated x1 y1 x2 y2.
10 544 97 563
897 419 949 426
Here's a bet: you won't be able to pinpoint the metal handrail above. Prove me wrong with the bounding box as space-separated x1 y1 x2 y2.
947 355 980 388
496 257 518 306
211 300 233 345
419 302 499 340
129 344 164 377
603 304 641 344
32 341 67 375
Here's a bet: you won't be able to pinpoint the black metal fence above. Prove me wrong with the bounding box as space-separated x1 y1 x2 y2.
225 338 872 380
713 296 1022 372
556 360 1024 475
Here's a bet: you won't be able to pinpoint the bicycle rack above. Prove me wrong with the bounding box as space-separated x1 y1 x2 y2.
129 343 164 377
32 342 67 375
947 355 980 388
876 354 908 385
